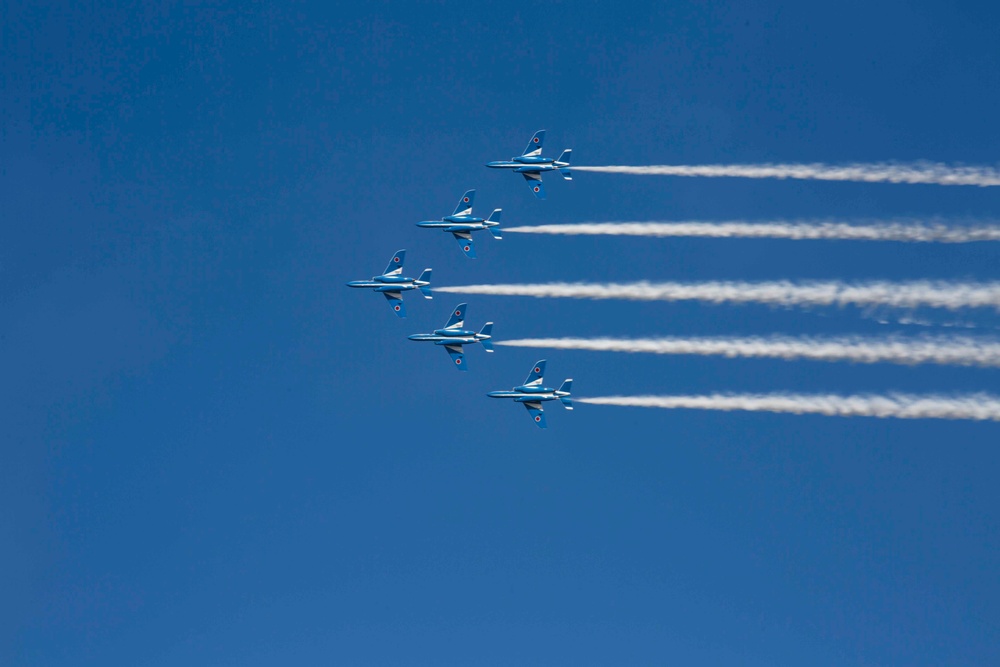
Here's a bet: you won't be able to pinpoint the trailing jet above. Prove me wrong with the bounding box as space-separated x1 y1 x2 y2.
407 302 493 370
346 249 431 318
486 130 572 200
488 359 572 428
415 189 502 258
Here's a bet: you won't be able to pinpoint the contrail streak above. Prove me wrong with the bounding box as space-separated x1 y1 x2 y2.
578 393 1000 421
497 336 1000 368
574 162 1000 187
504 220 1000 243
437 281 1000 311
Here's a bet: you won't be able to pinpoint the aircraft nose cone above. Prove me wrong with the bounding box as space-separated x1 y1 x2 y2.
407 334 420 340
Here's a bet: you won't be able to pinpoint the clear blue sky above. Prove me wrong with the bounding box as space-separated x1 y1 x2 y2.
3 2 999 664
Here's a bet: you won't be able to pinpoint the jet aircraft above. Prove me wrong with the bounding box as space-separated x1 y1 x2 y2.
415 189 502 258
486 130 572 200
407 302 493 370
346 249 431 318
487 359 572 428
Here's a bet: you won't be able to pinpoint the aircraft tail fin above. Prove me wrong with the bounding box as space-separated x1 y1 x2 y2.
479 322 494 352
453 189 475 216
557 150 572 180
383 249 406 276
487 209 502 239
559 379 573 409
418 269 433 298
522 130 545 157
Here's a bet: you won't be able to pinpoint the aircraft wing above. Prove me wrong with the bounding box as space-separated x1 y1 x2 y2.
451 231 477 258
382 290 406 318
522 401 547 428
453 190 475 216
443 344 467 371
521 171 546 200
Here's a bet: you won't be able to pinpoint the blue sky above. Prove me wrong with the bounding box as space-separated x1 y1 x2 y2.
3 1 999 664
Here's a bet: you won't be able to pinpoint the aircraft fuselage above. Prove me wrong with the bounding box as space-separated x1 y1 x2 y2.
488 386 569 402
486 156 558 172
408 329 489 345
416 213 495 232
346 274 427 292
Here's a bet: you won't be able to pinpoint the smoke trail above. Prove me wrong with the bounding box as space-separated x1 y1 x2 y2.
438 281 1000 311
497 336 1000 368
574 162 1000 187
504 220 1000 243
578 393 1000 421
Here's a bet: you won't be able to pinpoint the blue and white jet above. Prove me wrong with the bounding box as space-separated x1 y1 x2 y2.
407 302 493 370
488 359 573 428
346 249 431 318
415 189 502 258
486 130 572 200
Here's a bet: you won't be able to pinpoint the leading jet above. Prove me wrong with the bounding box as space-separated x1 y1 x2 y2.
486 130 572 200
488 359 573 428
346 249 432 318
415 189 502 258
407 302 493 370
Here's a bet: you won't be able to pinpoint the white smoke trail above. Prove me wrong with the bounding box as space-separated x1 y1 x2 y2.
578 393 1000 421
504 220 1000 243
437 281 1000 311
496 336 1000 368
574 162 1000 187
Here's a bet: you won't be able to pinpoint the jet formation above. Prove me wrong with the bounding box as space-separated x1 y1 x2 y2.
488 360 573 429
345 250 432 318
486 130 572 200
347 131 575 426
408 302 493 370
416 189 502 258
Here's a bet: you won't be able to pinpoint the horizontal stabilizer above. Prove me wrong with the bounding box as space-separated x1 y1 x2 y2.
559 379 573 409
479 322 494 352
417 269 433 298
487 209 502 239
557 150 572 180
